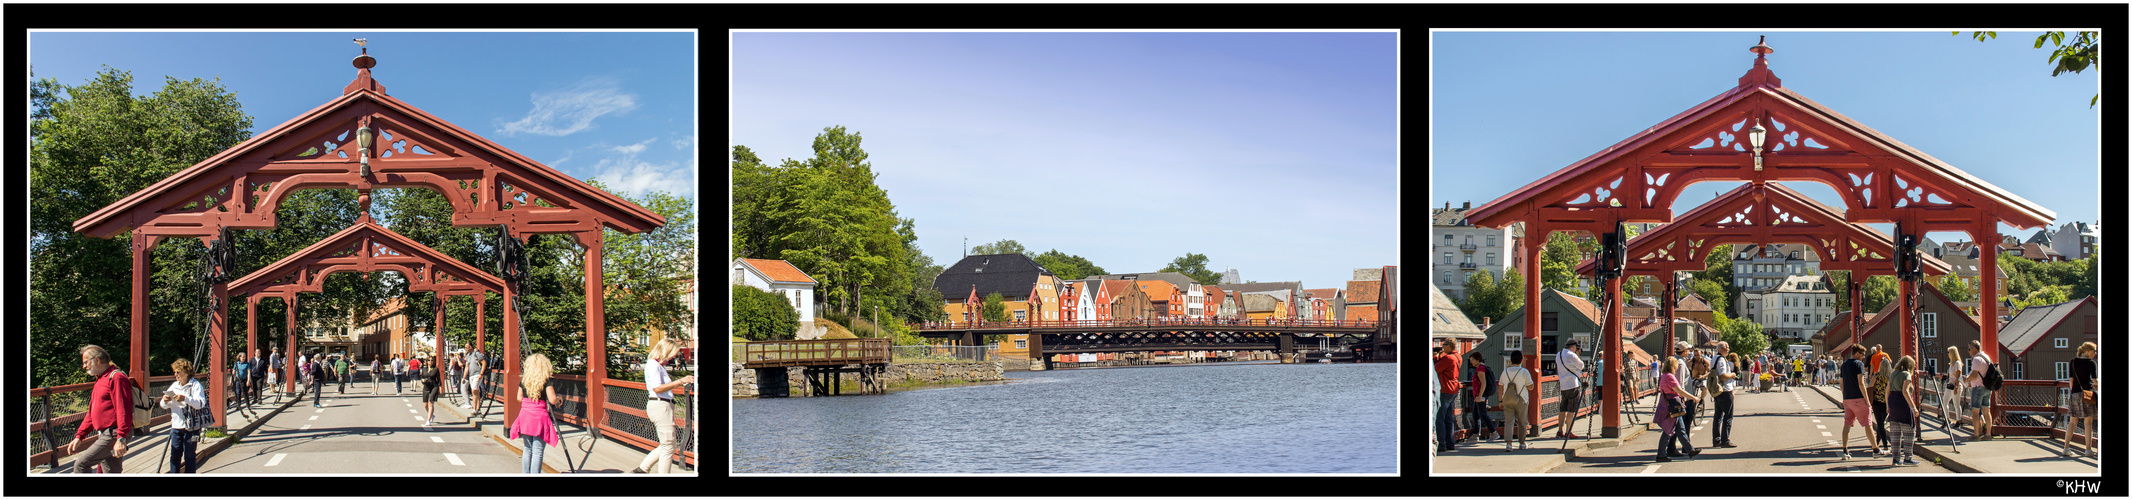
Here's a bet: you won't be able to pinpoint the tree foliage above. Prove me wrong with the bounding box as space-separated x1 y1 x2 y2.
1159 252 1221 286
732 285 798 341
30 67 255 386
732 126 925 329
1031 249 1106 281
1958 31 2102 107
968 238 1027 256
981 292 1009 322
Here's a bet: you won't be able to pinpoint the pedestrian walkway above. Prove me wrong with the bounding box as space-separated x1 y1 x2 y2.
431 383 690 474
1800 383 2100 475
32 381 302 474
1432 391 1660 474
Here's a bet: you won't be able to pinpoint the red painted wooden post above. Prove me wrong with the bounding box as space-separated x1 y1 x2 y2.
577 229 607 433
1522 227 1547 437
211 275 230 428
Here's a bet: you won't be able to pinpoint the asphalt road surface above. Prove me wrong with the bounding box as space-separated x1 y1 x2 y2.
198 377 519 474
1547 383 1952 474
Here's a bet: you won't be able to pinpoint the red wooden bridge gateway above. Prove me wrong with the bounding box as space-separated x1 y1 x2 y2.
1465 38 2054 439
71 47 667 431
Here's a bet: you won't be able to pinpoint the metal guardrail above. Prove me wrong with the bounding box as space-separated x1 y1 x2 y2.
890 344 995 364
910 317 1379 331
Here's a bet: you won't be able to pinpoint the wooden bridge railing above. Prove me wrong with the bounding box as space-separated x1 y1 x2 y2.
909 317 1378 331
738 338 892 368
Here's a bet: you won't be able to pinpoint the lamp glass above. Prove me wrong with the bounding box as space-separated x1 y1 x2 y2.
357 126 374 150
1748 123 1767 150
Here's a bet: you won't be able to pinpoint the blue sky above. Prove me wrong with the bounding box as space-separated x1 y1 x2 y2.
1432 31 2101 247
732 31 1399 292
30 30 697 207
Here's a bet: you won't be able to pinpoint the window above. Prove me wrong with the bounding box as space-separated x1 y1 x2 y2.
1443 252 1453 264
2055 361 2070 381
1486 253 1495 265
1921 312 1937 338
1506 334 1524 352
1466 235 1473 244
1464 253 1473 264
1488 235 1497 247
2054 337 2069 349
2014 362 2025 379
1443 270 1453 284
1444 234 1453 241
1014 309 1027 322
1926 358 1939 375
1015 338 1027 349
1541 312 1559 332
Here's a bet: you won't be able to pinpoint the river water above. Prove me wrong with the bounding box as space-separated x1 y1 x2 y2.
731 361 1398 474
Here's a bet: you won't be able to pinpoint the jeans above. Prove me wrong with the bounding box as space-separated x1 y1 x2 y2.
522 436 546 474
167 427 198 473
1658 412 1696 459
313 379 323 405
1468 399 1495 441
1434 395 1459 450
395 372 404 393
1712 391 1735 446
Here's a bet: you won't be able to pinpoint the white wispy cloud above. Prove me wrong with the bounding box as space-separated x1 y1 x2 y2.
497 77 639 137
591 137 693 199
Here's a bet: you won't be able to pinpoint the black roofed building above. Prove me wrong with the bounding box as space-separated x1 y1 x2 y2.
935 253 1060 324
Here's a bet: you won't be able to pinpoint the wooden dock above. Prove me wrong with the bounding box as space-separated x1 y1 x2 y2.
738 338 891 397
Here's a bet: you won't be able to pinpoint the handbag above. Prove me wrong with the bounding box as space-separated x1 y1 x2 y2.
1665 393 1685 416
2082 390 2096 407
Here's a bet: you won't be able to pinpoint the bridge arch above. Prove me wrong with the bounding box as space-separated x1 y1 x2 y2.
72 50 665 429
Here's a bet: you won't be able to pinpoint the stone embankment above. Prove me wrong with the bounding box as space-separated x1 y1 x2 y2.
731 361 1005 397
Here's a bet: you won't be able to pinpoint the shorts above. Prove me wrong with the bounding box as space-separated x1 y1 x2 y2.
2070 393 2095 419
1841 398 1872 427
1966 387 1992 409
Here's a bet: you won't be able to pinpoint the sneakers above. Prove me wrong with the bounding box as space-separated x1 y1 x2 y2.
628 467 647 474
1656 456 1673 462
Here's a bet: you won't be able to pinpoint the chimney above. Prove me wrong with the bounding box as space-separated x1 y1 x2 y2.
1482 317 1491 329
1445 202 1451 211
1463 201 1472 210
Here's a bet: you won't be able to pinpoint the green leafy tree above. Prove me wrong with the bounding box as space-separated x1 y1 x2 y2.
1031 249 1106 281
732 284 798 341
1539 231 1593 292
1714 309 1768 357
981 292 1009 322
1459 270 1502 325
1932 273 1977 304
30 67 255 386
1860 275 1899 314
1686 277 1730 316
969 238 1027 256
1158 252 1221 286
1958 31 2101 107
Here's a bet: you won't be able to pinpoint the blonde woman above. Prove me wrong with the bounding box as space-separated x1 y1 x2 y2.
507 353 560 474
2065 342 2097 458
631 339 695 473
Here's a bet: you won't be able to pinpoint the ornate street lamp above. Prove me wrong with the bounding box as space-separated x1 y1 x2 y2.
1748 122 1768 171
357 123 374 177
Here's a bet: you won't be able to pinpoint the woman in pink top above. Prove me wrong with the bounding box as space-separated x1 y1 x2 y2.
507 353 561 474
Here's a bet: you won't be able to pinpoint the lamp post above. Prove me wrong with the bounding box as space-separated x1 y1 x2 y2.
1748 122 1768 171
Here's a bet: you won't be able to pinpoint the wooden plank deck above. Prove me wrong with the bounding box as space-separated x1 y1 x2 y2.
738 338 891 369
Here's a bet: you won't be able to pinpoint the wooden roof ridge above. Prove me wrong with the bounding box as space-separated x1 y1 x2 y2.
227 216 505 297
1577 182 1953 276
1466 52 2054 231
75 81 666 239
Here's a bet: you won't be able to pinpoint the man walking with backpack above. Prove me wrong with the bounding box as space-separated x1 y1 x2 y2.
1965 340 1998 441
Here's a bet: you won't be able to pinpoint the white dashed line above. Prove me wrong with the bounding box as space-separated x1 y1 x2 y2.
265 453 287 467
409 409 418 413
443 453 465 466
415 415 427 421
1816 425 1827 429
1812 419 1822 423
299 425 312 430
1821 431 1833 437
1641 464 1662 474
308 415 318 421
431 436 444 443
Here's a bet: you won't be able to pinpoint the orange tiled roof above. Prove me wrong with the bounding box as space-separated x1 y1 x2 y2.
740 258 817 284
1137 280 1178 301
1346 280 1381 303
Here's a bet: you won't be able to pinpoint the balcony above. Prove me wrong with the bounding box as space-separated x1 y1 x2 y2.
1460 243 1478 252
1459 262 1479 269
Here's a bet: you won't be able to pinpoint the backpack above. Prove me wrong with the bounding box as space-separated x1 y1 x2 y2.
1982 361 2005 391
1502 369 1526 404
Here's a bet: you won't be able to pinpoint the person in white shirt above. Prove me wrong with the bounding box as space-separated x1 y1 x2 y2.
630 339 696 473
1710 342 1739 448
159 359 208 473
1554 340 1586 439
1498 350 1535 451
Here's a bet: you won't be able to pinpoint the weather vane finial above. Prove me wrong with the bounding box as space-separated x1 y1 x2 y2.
353 37 368 55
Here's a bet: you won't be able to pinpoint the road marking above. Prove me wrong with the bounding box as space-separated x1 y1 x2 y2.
410 409 418 413
309 415 319 421
265 453 287 467
1641 464 1662 474
431 436 444 443
415 415 427 421
299 425 312 430
1693 426 1703 431
315 408 325 413
1816 425 1827 429
443 453 465 466
1821 431 1833 437
1812 419 1822 423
